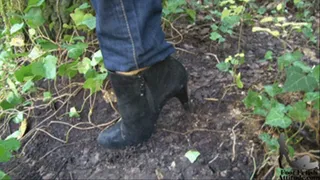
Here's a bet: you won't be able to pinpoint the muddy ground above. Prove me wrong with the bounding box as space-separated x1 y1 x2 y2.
2 25 317 179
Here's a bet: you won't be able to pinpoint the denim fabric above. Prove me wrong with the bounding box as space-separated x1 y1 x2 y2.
91 0 175 72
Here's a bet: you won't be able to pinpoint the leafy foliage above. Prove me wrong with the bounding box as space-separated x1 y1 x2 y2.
216 53 245 89
0 1 106 177
162 0 196 22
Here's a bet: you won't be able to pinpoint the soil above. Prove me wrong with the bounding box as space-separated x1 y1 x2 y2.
1 25 317 179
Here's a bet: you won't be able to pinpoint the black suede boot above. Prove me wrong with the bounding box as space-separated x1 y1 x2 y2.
97 56 189 149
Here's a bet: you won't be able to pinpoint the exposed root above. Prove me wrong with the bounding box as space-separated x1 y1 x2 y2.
249 142 257 180
262 165 275 180
161 128 226 136
162 17 184 45
39 142 76 161
231 120 243 162
37 128 66 143
175 47 196 55
21 87 82 143
204 53 221 63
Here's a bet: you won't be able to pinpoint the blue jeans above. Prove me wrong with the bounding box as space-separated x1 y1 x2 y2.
91 0 175 72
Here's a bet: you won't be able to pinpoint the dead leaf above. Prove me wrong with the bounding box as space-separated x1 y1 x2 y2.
102 89 117 103
155 169 164 180
10 37 25 47
302 48 318 63
232 108 242 117
17 119 27 140
204 98 219 101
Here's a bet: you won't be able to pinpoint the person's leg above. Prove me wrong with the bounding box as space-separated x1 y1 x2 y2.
91 0 175 72
91 0 189 149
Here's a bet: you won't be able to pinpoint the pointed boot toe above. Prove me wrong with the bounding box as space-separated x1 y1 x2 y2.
97 122 127 149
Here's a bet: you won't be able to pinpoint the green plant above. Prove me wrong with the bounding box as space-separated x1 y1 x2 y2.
208 0 250 43
162 0 196 22
243 50 319 171
0 1 107 177
238 1 319 177
0 138 20 179
245 10 319 174
216 53 245 89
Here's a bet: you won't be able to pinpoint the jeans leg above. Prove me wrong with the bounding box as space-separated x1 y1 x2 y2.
91 0 175 72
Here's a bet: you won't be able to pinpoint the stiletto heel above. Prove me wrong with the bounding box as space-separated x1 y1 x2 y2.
175 85 190 111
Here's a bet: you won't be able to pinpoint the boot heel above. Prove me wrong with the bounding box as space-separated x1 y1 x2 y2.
175 85 190 111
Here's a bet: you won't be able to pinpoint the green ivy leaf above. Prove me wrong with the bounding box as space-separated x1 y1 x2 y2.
210 32 223 41
84 69 99 79
0 145 12 163
253 107 268 117
185 150 200 163
28 46 44 60
264 84 283 97
312 65 320 82
264 50 273 60
25 0 45 12
22 80 35 93
293 61 312 73
257 7 267 15
42 55 57 79
6 92 22 107
259 133 279 151
78 3 91 10
222 16 240 27
24 8 45 28
314 98 320 111
70 9 96 30
2 138 20 151
43 92 52 102
243 90 263 108
304 92 320 111
91 50 103 66
0 100 14 110
10 23 24 35
278 51 303 70
5 130 21 140
304 92 320 102
221 8 231 20
270 99 287 113
83 73 108 94
7 78 18 96
288 145 295 158
0 138 20 163
58 60 79 78
29 56 57 80
216 62 230 72
287 101 310 122
235 73 243 89
13 111 23 124
186 9 196 22
65 43 88 59
15 65 33 82
69 107 80 118
283 66 318 92
31 62 45 78
81 14 96 30
77 58 92 74
36 39 59 51
265 108 292 128
0 170 11 180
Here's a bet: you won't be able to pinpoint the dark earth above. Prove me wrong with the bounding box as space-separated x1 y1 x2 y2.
2 23 318 179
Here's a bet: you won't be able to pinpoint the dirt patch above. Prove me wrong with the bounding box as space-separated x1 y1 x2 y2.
2 28 287 179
